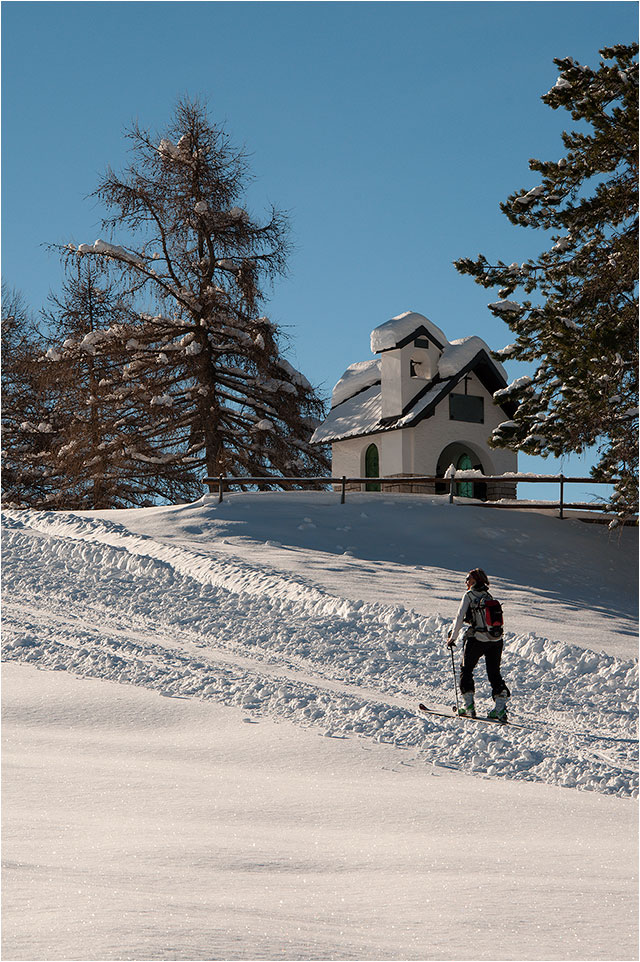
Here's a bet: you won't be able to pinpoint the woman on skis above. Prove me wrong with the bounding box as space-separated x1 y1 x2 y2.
447 568 510 720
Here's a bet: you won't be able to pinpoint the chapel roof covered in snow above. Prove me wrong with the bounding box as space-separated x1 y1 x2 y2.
311 312 513 444
330 359 381 409
370 311 448 353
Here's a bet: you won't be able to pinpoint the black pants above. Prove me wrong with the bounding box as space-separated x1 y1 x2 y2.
459 635 510 699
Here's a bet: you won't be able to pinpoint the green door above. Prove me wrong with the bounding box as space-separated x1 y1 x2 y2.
365 444 380 491
456 453 474 498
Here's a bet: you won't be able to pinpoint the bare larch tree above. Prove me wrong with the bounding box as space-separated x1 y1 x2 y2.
58 98 329 493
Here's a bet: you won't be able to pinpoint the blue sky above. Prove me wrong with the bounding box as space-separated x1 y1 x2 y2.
2 1 637 496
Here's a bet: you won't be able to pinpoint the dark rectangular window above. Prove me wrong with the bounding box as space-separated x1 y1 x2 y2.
449 393 484 423
414 337 430 348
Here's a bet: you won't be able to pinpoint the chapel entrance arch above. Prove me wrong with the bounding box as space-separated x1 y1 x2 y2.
435 441 490 500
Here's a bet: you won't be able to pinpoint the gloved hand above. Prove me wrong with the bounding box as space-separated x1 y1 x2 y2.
446 631 456 649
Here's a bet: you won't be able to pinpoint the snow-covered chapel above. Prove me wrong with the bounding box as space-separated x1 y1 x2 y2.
311 311 518 500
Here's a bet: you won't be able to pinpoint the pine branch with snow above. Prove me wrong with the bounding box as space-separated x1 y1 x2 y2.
454 43 638 521
37 261 200 509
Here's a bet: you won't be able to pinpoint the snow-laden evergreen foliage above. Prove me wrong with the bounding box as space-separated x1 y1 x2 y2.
57 99 329 495
455 44 638 521
39 262 199 508
1 286 58 507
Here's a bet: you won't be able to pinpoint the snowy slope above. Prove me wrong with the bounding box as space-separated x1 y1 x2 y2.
4 663 637 962
109 490 636 657
2 493 638 962
3 494 637 797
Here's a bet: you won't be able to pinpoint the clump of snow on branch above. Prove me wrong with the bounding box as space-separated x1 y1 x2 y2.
493 376 534 402
488 299 523 316
254 419 275 432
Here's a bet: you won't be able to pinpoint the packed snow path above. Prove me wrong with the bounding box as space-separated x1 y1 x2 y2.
3 499 637 798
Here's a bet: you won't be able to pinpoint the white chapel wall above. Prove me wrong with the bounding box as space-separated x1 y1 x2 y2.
329 369 517 494
380 430 409 476
330 431 407 480
330 438 362 478
412 372 517 476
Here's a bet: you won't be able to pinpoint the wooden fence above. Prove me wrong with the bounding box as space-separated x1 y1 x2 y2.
203 472 630 521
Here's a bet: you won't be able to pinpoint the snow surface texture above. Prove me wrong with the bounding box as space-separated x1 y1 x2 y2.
330 359 381 408
4 663 637 962
312 382 386 442
3 495 637 800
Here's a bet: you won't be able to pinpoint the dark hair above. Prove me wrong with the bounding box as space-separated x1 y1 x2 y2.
468 568 489 589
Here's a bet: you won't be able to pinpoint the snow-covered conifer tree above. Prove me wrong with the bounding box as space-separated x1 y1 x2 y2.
61 98 329 489
40 261 199 508
455 44 638 521
1 285 57 507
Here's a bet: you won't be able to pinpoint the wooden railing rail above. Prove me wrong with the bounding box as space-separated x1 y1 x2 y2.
202 472 626 519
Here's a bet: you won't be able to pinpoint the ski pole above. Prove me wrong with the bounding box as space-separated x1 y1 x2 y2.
449 644 460 715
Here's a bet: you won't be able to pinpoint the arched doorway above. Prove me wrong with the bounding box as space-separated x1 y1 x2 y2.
456 453 474 498
436 442 488 500
365 443 380 491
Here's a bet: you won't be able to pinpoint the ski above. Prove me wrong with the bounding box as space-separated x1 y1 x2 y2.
418 703 524 729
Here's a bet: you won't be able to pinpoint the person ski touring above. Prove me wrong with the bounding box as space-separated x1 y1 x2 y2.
447 568 510 720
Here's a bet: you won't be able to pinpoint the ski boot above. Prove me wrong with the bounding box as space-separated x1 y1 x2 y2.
488 694 508 722
457 692 476 718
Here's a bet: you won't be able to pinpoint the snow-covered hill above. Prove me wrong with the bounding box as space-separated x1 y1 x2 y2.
3 493 637 796
2 493 638 960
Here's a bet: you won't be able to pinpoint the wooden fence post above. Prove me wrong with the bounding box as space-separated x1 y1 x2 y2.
449 470 455 504
559 474 565 519
341 476 346 505
218 474 224 504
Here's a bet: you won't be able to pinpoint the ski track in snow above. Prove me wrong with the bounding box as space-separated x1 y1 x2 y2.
2 509 637 798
